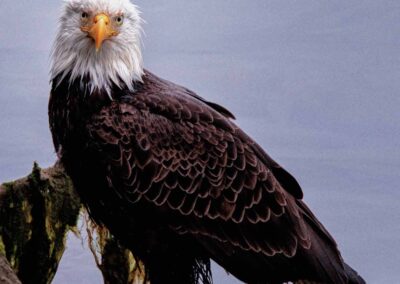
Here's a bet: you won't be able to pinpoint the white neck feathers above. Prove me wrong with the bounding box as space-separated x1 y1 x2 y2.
51 0 144 93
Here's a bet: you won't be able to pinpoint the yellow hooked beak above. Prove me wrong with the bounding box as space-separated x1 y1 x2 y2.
81 13 118 52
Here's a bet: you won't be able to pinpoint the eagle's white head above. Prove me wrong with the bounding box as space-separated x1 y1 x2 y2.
51 0 143 94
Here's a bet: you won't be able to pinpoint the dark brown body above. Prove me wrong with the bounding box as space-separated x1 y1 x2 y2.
49 71 364 284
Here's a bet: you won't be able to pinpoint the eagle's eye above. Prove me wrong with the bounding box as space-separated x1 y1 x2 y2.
81 12 89 20
114 15 124 26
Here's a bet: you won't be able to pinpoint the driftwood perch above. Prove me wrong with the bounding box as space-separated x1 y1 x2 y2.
0 163 80 284
0 162 147 284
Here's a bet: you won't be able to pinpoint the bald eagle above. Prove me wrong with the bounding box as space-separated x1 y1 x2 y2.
48 1 365 283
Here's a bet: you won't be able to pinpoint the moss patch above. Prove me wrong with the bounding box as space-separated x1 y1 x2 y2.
0 235 5 256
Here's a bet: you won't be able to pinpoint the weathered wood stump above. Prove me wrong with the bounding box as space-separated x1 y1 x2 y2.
0 163 80 284
0 163 148 284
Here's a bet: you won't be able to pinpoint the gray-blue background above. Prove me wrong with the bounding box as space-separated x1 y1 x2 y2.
1 1 399 283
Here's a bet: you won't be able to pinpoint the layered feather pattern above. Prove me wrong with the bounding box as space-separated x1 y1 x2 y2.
49 70 365 284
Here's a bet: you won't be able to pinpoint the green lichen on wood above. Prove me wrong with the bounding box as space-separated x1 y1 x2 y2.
0 235 5 256
0 162 81 284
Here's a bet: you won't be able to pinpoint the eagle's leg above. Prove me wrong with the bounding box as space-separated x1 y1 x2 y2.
146 253 212 284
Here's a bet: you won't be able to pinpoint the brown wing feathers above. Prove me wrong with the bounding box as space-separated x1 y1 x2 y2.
85 72 350 283
89 97 308 247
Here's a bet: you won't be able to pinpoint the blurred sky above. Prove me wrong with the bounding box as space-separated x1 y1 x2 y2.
1 0 399 283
